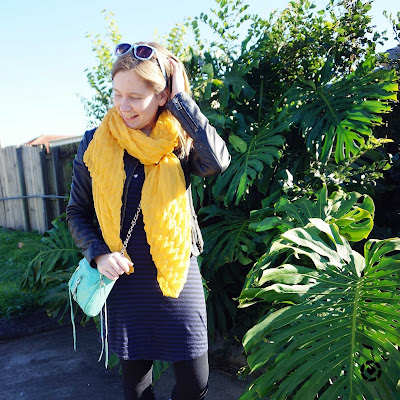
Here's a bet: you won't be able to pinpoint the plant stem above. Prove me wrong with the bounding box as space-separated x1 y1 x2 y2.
258 78 264 124
349 278 362 397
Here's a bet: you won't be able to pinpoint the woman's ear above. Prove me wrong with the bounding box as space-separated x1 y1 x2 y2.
158 89 169 107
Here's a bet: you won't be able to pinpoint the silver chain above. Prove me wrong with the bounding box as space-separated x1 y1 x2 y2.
121 202 141 256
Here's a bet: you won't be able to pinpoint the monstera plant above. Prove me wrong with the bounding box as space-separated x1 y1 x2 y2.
21 216 82 320
249 185 375 244
239 219 400 399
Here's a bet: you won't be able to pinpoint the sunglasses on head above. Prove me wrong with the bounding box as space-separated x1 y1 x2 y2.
115 43 167 83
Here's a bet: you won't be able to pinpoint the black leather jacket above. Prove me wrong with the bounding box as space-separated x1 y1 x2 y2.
66 92 231 265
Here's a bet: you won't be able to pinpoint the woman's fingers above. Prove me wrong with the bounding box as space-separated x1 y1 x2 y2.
169 59 186 98
108 256 126 275
102 267 119 281
114 253 133 273
95 252 133 280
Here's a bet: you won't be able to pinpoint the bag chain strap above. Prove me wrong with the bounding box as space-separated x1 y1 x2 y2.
121 202 141 257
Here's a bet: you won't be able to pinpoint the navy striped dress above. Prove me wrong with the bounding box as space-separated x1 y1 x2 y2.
106 160 208 362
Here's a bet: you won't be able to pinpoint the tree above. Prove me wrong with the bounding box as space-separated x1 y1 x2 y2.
79 10 121 127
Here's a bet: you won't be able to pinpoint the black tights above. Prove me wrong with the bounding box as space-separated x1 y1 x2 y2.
119 352 209 400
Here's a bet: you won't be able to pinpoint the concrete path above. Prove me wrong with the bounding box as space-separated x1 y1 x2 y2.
0 322 248 399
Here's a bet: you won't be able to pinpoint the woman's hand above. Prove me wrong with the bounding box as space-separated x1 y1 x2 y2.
94 252 133 281
169 59 186 99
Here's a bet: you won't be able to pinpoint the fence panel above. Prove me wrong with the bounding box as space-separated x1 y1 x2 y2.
0 168 6 228
0 140 80 233
21 146 48 233
0 147 27 230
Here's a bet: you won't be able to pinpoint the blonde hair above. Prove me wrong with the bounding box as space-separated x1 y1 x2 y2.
112 42 192 159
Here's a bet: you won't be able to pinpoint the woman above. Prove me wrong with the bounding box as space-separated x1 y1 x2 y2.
66 41 230 400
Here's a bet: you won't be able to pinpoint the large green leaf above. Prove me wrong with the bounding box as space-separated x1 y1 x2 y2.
239 220 400 399
153 360 170 383
280 57 398 163
21 218 82 293
223 70 256 102
199 205 260 274
249 185 375 242
212 117 286 206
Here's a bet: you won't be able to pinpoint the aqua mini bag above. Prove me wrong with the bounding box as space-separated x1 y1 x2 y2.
69 257 115 317
68 203 141 367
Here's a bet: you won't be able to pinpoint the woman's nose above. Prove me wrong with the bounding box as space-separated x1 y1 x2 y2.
120 98 131 111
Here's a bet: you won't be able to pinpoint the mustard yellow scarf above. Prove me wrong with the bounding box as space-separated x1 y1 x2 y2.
83 107 191 298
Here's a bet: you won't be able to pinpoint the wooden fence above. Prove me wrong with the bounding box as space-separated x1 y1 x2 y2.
0 141 80 233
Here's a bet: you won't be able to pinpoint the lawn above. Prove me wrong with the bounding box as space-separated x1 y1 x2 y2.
0 226 42 317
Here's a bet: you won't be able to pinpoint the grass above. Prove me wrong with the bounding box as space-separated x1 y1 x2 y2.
0 226 42 317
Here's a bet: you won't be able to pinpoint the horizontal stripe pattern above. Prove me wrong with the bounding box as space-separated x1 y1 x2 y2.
105 160 208 362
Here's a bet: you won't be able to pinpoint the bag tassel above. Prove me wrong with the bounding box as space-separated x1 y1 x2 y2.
69 288 77 351
70 277 110 368
98 278 109 368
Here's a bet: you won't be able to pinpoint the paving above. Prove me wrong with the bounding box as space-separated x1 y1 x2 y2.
0 316 249 400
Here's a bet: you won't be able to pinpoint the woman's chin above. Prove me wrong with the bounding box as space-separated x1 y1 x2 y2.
124 118 138 129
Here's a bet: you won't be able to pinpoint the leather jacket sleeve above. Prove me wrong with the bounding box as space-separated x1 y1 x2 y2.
66 129 110 265
166 92 231 177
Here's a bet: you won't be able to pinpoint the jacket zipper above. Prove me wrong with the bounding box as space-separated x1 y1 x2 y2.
172 97 199 133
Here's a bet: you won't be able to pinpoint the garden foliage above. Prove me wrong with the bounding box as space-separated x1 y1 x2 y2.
239 221 400 399
20 217 82 320
174 0 399 397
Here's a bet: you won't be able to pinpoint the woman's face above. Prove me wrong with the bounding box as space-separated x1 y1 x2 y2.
113 70 167 135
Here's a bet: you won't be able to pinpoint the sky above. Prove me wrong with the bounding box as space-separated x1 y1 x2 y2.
0 0 399 147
